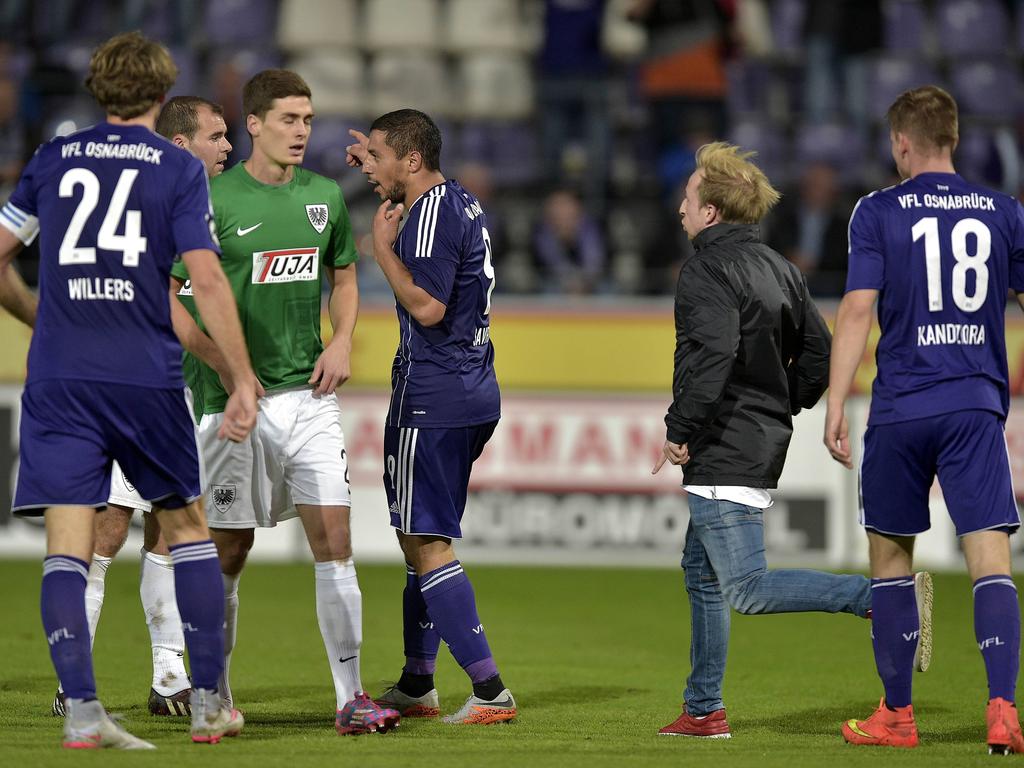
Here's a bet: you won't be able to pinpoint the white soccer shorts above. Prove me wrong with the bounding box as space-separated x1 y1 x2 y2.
107 459 152 513
200 387 351 529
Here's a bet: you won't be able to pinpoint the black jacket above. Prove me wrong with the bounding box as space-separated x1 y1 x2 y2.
665 224 831 487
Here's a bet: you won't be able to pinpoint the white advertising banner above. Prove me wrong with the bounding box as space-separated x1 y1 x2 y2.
1 384 1020 569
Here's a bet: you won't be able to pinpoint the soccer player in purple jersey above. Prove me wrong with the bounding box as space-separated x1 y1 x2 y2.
0 33 257 748
828 86 1024 753
47 96 238 720
346 110 516 724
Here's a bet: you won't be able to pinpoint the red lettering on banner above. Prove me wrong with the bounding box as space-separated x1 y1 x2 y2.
507 422 557 464
570 422 613 466
348 416 384 463
626 423 665 467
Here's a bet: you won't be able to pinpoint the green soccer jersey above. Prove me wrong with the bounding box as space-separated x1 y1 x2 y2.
171 163 357 416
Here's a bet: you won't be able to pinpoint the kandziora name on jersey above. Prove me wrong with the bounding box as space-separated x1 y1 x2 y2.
917 322 985 346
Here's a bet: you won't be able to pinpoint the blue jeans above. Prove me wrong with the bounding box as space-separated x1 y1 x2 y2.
682 494 871 715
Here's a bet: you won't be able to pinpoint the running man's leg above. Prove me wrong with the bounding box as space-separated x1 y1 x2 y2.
687 495 871 618
680 520 730 717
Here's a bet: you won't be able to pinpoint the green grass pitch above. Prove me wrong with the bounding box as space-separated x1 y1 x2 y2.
0 562 1008 766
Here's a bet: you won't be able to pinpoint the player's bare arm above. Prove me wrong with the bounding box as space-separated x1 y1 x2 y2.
181 247 258 441
310 263 358 394
824 288 878 469
0 227 35 327
168 275 263 397
371 201 446 327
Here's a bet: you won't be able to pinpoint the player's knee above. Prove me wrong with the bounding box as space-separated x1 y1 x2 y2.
721 575 770 614
308 531 352 562
212 528 254 574
141 512 167 553
94 506 133 557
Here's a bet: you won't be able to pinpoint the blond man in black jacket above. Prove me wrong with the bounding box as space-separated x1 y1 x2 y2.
652 142 931 740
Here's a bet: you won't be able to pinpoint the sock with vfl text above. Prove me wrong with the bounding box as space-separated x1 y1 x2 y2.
169 541 224 691
402 563 439 692
974 575 1020 702
870 576 918 709
42 556 96 701
419 561 500 693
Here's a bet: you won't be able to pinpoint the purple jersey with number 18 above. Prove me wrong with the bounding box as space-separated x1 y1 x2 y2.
845 172 1024 426
0 122 218 389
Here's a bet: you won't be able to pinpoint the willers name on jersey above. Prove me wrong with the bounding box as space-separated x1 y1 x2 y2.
67 276 135 302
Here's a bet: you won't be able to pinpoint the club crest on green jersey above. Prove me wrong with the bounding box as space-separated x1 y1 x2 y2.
306 204 328 234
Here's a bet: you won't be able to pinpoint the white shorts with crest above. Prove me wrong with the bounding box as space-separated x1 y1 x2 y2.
200 387 351 529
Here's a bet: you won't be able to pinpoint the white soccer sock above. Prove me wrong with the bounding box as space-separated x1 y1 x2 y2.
84 554 111 650
140 549 189 695
219 571 241 706
314 559 363 709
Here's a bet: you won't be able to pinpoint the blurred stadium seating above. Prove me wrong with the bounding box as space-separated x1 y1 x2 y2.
0 0 1021 299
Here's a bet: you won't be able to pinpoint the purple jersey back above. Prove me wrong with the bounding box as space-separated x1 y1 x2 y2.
846 172 1024 424
388 180 500 427
1 122 218 388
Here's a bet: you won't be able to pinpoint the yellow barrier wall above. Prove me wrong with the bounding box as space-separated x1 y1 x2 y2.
6 300 1024 394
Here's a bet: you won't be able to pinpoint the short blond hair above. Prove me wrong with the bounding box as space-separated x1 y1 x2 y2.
85 32 177 119
695 142 780 224
887 85 958 154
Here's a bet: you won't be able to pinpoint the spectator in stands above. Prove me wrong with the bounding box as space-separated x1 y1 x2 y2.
538 0 611 206
802 0 882 129
533 188 607 295
765 161 850 297
656 109 716 202
642 178 693 295
627 0 733 153
457 161 506 262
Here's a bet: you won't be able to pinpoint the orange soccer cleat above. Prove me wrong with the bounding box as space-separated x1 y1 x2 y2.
842 698 918 748
987 697 1024 755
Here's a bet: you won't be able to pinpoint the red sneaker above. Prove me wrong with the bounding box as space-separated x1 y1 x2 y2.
842 698 918 748
987 697 1024 755
658 708 731 739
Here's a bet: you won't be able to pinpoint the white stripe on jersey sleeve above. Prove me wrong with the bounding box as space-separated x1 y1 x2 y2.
416 192 438 259
415 187 445 259
0 202 40 245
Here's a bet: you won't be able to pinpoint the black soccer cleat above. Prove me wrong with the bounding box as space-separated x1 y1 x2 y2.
52 687 66 717
148 686 192 716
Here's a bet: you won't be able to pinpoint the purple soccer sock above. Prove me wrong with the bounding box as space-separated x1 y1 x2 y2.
403 563 439 675
41 555 96 701
870 576 918 709
419 561 498 684
974 575 1020 702
170 540 225 691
